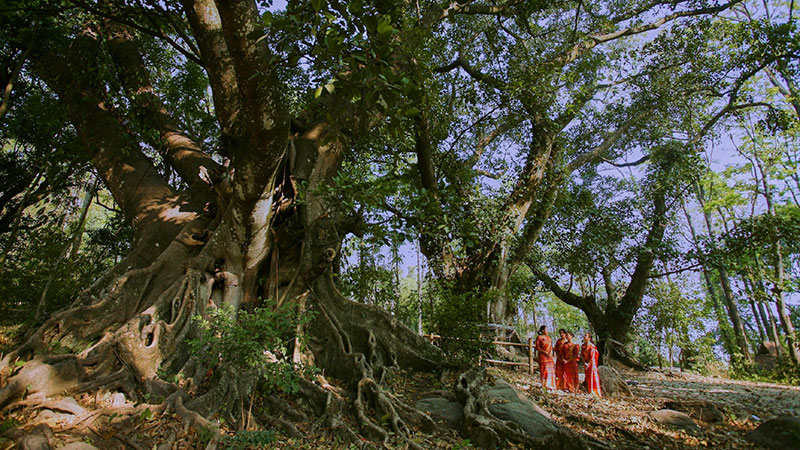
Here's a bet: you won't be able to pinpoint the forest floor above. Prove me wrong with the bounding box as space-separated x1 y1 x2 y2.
503 366 800 449
2 321 799 449
2 364 798 449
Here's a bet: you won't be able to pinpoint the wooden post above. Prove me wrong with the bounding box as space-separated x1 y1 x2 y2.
528 337 534 375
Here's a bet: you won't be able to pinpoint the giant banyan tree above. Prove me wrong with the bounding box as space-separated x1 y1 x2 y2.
0 0 777 447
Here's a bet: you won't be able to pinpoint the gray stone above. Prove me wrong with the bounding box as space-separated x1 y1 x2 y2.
110 392 126 406
598 366 632 398
58 443 101 450
484 379 558 437
664 400 724 423
415 397 464 427
746 416 800 450
648 409 701 434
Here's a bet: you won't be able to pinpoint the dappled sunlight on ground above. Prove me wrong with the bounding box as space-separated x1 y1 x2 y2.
500 367 800 449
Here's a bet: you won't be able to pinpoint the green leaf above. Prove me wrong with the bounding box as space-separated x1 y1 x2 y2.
311 0 324 12
377 15 394 35
314 86 323 98
404 107 420 118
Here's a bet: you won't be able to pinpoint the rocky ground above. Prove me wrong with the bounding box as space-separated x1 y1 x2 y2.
502 367 800 449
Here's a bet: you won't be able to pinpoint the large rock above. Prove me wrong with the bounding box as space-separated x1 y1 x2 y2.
664 399 724 423
598 366 632 398
648 409 700 434
415 397 464 427
484 379 558 437
746 416 800 450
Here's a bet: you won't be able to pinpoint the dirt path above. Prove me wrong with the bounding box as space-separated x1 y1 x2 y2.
501 368 800 449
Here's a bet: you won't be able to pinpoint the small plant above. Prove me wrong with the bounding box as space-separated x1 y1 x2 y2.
0 418 19 434
188 299 312 393
220 430 276 449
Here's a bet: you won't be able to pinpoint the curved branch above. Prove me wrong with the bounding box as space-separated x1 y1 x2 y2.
105 21 221 198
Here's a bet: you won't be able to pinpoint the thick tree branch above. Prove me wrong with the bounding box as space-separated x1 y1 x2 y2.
552 0 744 67
69 0 202 65
434 55 505 89
216 0 289 201
566 108 651 172
105 22 221 199
181 0 241 138
532 266 603 320
421 0 525 28
465 120 516 170
0 23 36 121
611 176 670 329
601 154 650 168
34 29 185 237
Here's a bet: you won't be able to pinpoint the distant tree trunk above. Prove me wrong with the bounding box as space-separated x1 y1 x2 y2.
695 185 753 364
748 258 784 360
741 278 766 345
68 178 98 259
35 181 97 320
0 170 42 270
417 238 423 336
754 155 800 366
682 200 737 356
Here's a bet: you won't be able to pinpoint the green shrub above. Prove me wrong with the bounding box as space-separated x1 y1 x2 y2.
429 281 492 366
188 300 312 393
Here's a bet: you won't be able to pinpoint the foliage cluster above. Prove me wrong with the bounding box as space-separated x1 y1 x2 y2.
188 301 312 394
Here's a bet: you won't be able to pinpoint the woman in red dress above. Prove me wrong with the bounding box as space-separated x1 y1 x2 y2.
581 333 602 397
564 332 580 393
535 326 556 391
554 329 568 390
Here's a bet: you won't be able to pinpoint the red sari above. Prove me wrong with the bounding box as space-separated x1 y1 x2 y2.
535 335 556 390
581 342 602 397
564 342 580 393
554 338 567 390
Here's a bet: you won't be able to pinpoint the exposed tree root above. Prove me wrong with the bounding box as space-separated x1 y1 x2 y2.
455 368 589 449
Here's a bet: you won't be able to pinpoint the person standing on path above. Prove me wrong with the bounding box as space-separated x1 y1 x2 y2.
555 328 569 390
582 333 602 397
535 326 556 391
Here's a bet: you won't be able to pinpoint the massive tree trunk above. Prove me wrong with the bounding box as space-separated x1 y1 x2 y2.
0 8 439 447
0 5 576 448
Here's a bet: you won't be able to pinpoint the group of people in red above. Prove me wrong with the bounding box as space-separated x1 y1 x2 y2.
533 325 602 397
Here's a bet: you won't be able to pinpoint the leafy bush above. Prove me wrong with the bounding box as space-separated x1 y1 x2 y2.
429 280 492 366
188 300 312 393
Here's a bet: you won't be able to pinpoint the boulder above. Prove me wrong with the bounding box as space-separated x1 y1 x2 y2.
648 409 700 434
484 379 558 437
664 400 724 423
746 416 800 450
597 366 632 398
415 397 464 427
